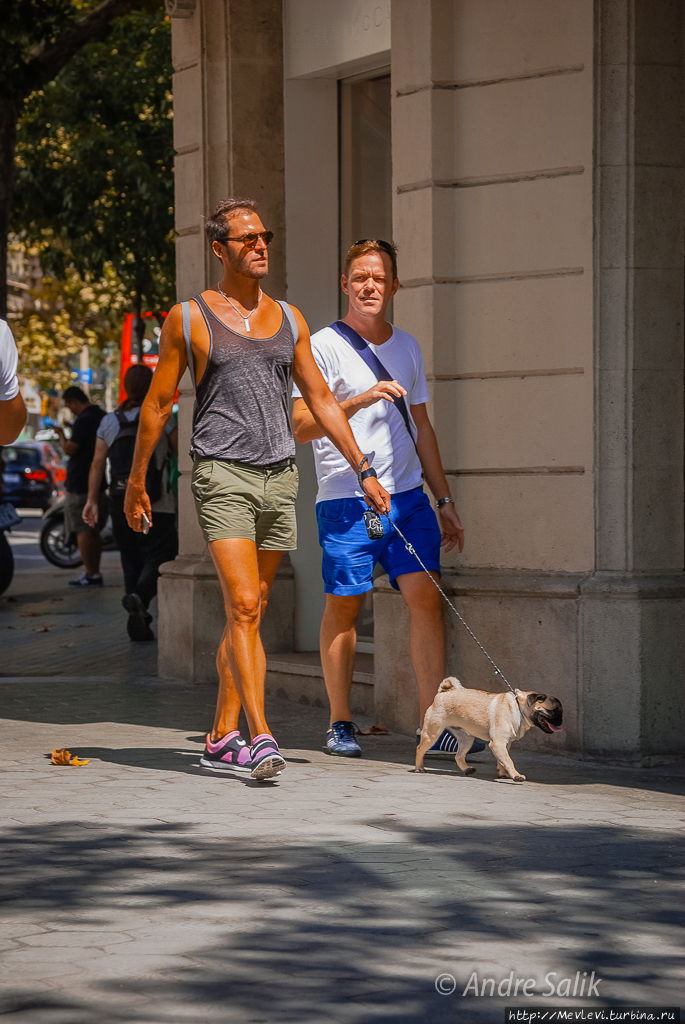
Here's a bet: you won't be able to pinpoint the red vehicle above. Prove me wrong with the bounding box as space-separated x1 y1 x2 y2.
119 312 166 404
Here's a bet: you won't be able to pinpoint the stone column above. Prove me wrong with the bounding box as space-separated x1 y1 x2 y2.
581 0 685 759
158 0 294 683
375 0 684 762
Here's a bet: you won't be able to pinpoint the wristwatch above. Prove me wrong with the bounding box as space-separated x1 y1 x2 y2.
436 496 454 509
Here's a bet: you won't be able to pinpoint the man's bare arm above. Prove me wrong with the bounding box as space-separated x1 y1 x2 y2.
412 403 464 553
292 379 407 444
55 423 78 457
0 392 27 445
290 308 390 513
82 438 108 528
124 306 187 531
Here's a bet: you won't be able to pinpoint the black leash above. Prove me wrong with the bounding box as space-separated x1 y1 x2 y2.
383 512 518 697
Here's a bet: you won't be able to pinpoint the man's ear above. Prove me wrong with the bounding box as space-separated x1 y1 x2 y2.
340 274 349 295
390 277 399 298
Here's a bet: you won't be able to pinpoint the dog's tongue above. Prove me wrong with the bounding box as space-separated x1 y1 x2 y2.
547 723 563 732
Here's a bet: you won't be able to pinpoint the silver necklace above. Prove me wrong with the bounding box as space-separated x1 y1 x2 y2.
217 283 262 333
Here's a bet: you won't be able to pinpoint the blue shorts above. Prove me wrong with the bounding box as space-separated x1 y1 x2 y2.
316 486 442 596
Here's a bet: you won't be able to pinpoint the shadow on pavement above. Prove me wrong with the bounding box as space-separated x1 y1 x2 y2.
0 819 681 1023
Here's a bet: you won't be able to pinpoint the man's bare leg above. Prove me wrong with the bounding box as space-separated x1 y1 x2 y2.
77 528 102 577
395 571 445 723
210 548 283 740
319 592 366 725
208 540 282 741
210 626 244 741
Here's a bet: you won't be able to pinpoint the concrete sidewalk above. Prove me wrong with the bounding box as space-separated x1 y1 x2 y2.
0 524 683 1023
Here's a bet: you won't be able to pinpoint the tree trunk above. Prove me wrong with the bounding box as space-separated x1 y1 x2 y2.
132 288 145 362
0 102 18 321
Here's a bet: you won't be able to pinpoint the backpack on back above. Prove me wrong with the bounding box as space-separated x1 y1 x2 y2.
108 408 163 504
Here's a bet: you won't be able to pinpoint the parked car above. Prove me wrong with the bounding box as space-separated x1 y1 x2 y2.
0 441 66 511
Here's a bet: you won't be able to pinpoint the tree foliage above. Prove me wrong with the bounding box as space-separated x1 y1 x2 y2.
0 0 134 318
10 238 129 390
11 1 175 319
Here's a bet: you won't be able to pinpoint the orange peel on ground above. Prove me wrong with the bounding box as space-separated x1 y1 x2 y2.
51 749 90 766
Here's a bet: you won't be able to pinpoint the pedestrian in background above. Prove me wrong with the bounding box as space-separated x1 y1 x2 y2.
55 386 106 587
0 319 27 445
83 365 178 641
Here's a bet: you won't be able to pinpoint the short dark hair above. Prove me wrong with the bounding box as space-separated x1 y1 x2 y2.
62 386 89 404
344 239 398 280
205 198 259 244
121 364 153 410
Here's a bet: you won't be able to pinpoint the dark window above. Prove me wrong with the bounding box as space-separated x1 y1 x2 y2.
2 446 40 466
339 73 392 277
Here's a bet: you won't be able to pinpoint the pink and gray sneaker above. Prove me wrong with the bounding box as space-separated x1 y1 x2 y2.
249 734 286 780
200 731 252 774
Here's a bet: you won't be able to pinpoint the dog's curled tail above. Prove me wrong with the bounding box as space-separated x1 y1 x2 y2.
438 677 462 692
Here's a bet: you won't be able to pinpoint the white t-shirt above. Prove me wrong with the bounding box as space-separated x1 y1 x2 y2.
97 407 177 514
0 320 20 401
292 324 429 502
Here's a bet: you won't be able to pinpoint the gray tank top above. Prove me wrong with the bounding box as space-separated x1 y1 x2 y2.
186 294 297 465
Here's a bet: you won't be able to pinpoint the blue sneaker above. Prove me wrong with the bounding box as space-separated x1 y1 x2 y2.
326 721 362 758
417 726 486 757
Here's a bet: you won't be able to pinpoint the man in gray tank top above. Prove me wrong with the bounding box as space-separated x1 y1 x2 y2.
124 198 391 781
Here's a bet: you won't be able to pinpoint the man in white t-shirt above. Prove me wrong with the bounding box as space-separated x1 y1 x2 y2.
0 320 26 445
292 239 471 758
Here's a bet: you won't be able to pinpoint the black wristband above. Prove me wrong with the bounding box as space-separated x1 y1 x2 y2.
358 466 378 489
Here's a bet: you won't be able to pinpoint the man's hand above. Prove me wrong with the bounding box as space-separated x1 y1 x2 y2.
54 424 77 457
355 380 406 411
82 498 99 529
438 503 465 553
362 475 392 514
124 480 152 532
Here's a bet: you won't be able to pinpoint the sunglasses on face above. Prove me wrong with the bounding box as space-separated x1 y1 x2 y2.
217 231 274 249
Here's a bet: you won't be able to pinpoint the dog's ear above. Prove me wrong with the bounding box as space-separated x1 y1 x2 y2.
526 692 546 707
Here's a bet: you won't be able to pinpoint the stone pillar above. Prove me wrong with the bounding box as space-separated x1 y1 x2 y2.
581 0 685 759
158 0 293 683
375 0 684 762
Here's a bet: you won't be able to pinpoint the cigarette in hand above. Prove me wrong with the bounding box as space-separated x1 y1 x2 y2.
141 513 150 535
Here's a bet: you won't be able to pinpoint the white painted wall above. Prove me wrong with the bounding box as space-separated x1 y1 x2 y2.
285 0 390 80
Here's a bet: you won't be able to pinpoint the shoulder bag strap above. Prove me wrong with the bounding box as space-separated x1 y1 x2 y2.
181 300 196 389
276 300 299 343
331 320 417 447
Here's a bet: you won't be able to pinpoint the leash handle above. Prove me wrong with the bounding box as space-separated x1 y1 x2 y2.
383 512 517 696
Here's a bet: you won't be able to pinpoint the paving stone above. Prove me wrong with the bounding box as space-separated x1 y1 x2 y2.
0 528 684 1022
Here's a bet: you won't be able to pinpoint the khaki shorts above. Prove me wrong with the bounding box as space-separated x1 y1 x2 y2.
64 491 107 535
191 458 298 549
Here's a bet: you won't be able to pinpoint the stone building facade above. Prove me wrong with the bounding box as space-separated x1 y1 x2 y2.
160 0 685 763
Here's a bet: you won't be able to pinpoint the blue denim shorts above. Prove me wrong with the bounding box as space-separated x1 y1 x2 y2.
315 486 442 595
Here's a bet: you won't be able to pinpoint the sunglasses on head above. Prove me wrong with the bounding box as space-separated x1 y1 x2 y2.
354 238 394 252
217 230 274 249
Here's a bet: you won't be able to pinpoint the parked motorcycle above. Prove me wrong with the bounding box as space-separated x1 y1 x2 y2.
39 494 117 568
0 501 21 596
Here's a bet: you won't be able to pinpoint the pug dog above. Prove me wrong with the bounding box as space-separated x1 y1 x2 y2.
415 677 563 782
